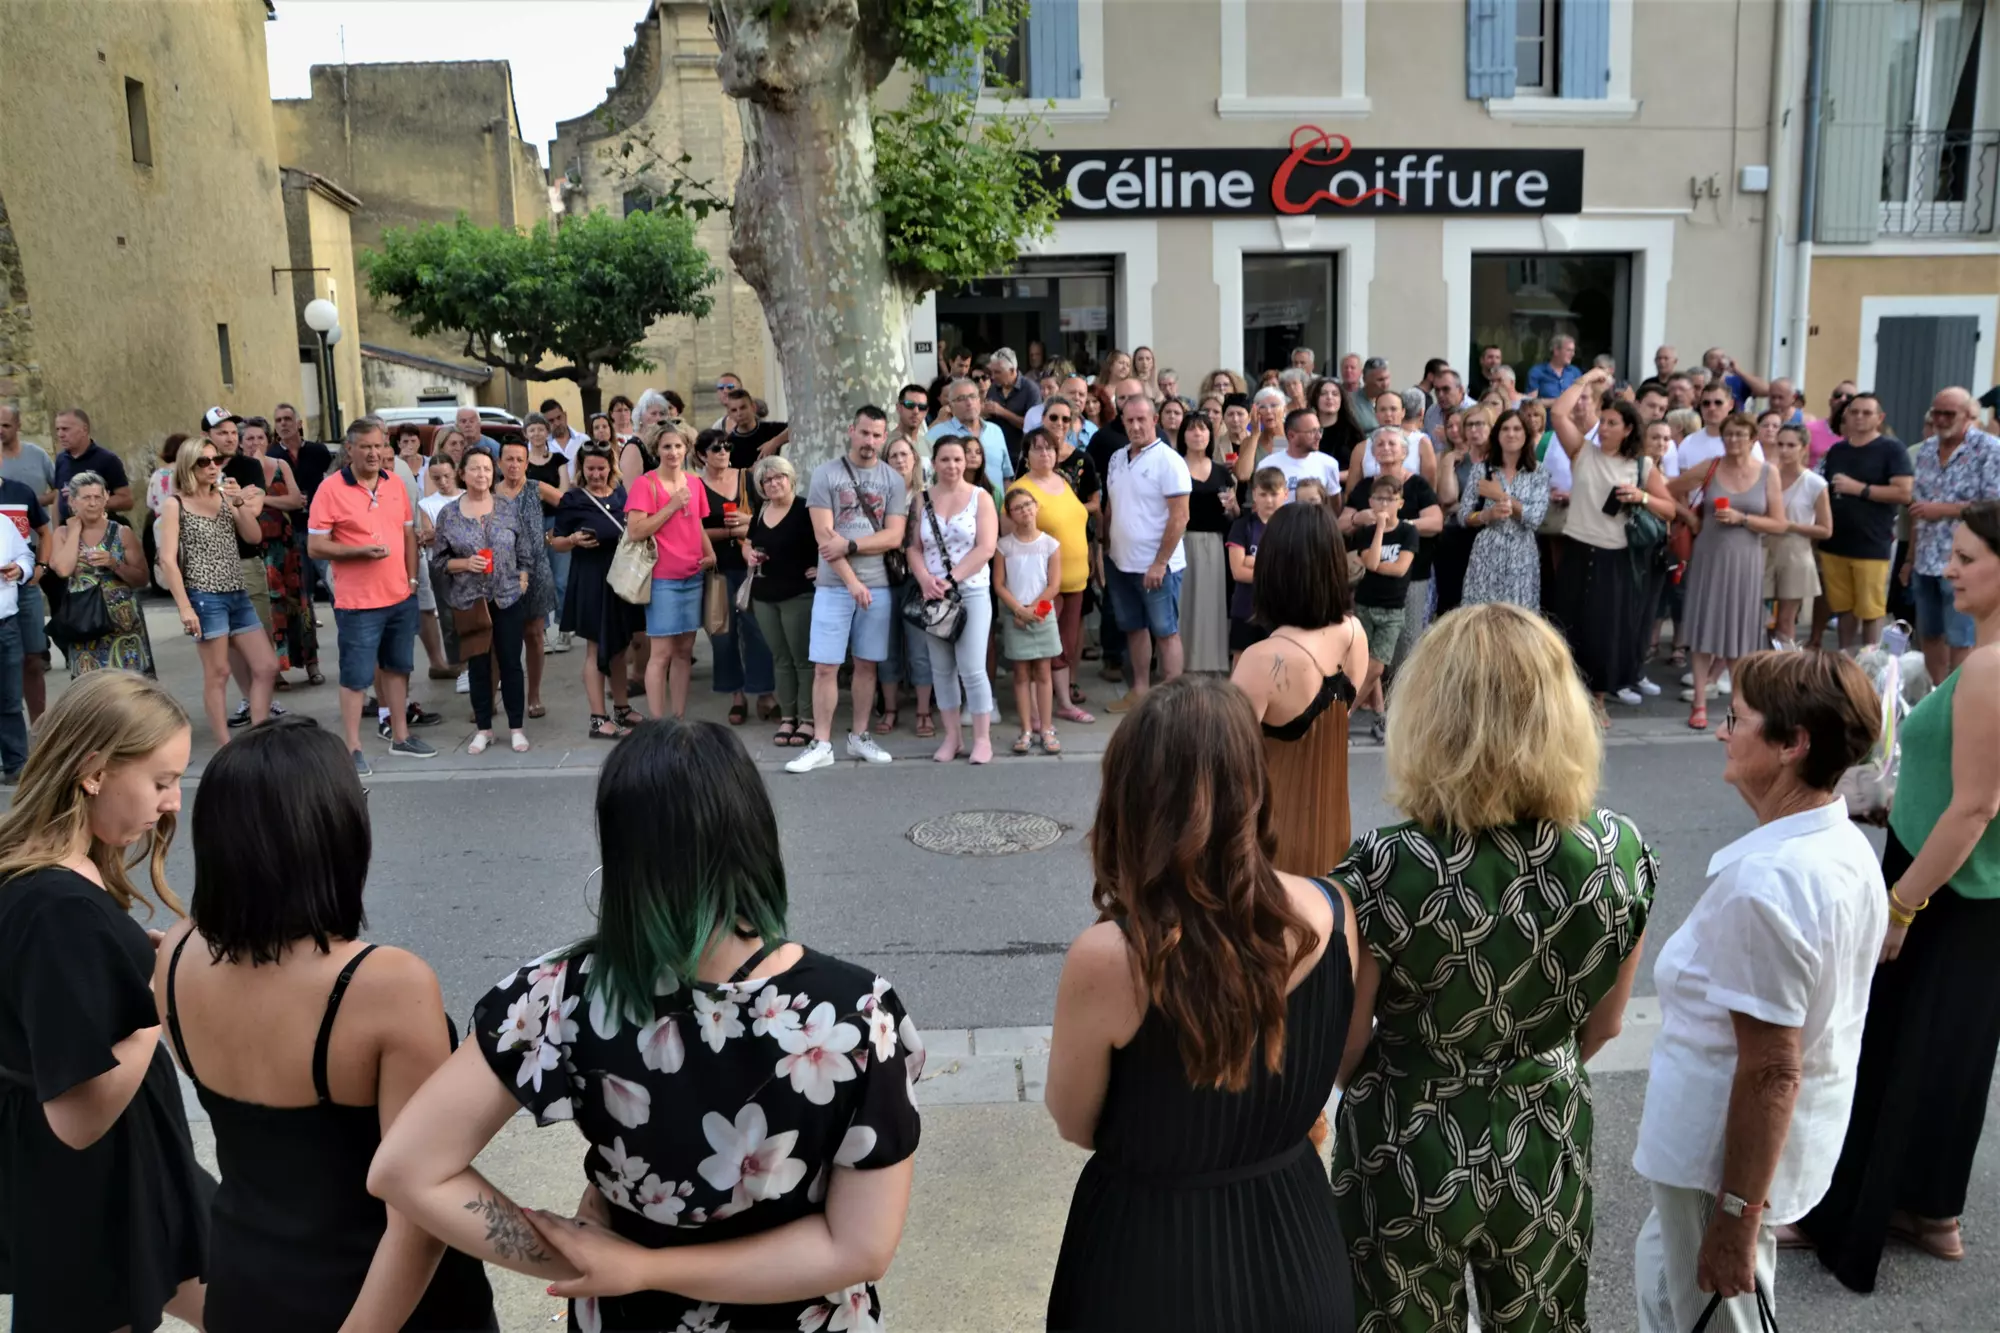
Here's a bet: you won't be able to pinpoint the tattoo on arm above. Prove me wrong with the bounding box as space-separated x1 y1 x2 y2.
1267 652 1286 691
464 1190 555 1265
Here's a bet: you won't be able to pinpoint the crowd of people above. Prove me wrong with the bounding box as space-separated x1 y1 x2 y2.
1 336 1999 1331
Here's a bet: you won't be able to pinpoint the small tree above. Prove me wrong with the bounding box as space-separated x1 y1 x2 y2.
362 208 719 416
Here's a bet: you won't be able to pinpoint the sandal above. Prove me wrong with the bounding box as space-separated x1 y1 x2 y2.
615 704 640 730
727 702 748 726
306 665 326 686
757 697 780 721
1688 703 1708 731
1012 734 1033 755
1889 1212 1965 1261
589 714 626 740
1069 684 1088 707
1042 729 1062 755
527 703 547 719
914 711 935 738
773 719 797 746
1669 648 1689 669
1056 703 1095 724
877 709 898 734
468 731 493 755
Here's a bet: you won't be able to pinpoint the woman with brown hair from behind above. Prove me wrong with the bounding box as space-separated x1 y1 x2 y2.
1044 674 1365 1331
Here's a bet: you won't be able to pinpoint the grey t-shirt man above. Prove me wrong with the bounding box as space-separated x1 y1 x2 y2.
807 457 910 588
1 443 56 504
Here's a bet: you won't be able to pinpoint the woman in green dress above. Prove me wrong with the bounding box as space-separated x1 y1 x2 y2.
48 472 155 679
1332 603 1656 1331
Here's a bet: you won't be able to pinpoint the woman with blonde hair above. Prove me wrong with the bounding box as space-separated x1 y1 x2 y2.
1332 603 1657 1330
0 672 213 1333
1047 675 1364 1329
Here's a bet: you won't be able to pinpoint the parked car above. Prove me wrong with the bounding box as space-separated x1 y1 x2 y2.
372 406 524 453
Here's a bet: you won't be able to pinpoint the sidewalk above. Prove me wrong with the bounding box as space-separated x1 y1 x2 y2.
114 598 1719 782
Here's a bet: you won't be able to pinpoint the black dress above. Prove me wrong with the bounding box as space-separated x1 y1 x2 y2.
553 486 646 673
164 939 497 1332
1047 881 1357 1332
0 867 215 1333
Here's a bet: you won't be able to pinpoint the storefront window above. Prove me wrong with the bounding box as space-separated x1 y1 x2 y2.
1242 254 1335 380
1469 252 1631 388
937 258 1117 377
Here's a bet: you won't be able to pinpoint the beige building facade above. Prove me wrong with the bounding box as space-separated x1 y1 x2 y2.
549 0 782 420
273 61 573 419
0 0 299 469
279 167 367 439
910 0 1997 443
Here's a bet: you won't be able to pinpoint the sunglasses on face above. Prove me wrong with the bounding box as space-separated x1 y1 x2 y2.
900 400 926 411
195 456 221 469
716 383 739 393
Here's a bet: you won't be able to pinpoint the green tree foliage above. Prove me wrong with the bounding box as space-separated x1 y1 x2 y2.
362 209 718 412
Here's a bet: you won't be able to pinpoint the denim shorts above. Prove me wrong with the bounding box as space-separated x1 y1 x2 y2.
1913 571 1977 648
1104 565 1183 639
808 581 893 665
333 595 418 691
645 574 705 637
189 588 262 642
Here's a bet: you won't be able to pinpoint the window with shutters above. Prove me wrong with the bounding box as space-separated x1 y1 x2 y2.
1515 0 1557 93
1469 0 1633 120
987 15 1030 93
934 0 1104 119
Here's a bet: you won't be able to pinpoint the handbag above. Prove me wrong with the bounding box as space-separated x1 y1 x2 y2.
703 568 732 636
48 581 110 648
1669 459 1719 566
452 600 493 659
605 478 656 606
1690 1280 1779 1331
899 490 967 641
842 457 907 585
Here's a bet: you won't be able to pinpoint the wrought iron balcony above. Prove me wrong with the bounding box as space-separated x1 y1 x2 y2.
1880 129 2000 237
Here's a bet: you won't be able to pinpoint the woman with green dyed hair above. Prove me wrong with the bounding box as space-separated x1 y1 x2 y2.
372 719 924 1332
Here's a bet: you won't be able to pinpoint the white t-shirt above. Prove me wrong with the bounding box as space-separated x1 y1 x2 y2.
1105 437 1192 574
1779 468 1828 527
1675 429 1764 499
1633 799 1888 1223
997 531 1058 603
1266 450 1342 498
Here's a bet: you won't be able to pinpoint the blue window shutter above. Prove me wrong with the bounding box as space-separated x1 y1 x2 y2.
1466 0 1517 100
1816 0 1896 242
1028 0 1082 99
1557 0 1611 98
927 49 977 95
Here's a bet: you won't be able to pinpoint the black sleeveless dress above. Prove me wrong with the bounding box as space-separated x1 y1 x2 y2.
165 940 497 1332
1046 880 1357 1332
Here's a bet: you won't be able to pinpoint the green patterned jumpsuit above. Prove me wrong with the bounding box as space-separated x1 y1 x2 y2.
1331 811 1657 1332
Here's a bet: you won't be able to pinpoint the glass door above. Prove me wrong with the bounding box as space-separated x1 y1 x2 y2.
1242 255 1336 379
1469 252 1631 390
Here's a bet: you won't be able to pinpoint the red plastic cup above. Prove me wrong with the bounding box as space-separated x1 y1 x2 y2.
723 502 738 516
1713 497 1730 511
1225 452 1239 465
478 547 494 572
1036 599 1053 618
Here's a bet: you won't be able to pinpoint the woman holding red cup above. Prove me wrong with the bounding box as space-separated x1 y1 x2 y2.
431 450 531 754
695 429 776 725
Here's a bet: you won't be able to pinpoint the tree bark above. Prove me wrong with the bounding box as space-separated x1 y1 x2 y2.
711 0 908 471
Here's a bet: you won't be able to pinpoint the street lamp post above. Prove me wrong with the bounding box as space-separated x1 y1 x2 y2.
302 299 343 441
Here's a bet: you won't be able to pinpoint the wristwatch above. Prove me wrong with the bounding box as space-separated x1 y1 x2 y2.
1718 1192 1764 1220
846 538 858 558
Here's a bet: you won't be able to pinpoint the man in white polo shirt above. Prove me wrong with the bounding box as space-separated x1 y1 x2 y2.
1102 395 1190 713
1268 408 1343 498
1677 382 1764 486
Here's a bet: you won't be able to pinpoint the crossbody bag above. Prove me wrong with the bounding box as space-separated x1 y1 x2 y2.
899 489 967 642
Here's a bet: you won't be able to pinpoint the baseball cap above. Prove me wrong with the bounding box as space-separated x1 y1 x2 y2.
201 406 241 432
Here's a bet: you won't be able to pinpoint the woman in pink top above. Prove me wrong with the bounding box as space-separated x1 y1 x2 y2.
623 424 716 720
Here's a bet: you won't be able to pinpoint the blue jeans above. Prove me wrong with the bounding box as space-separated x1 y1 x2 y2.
709 567 775 695
0 614 25 775
544 515 572 619
1913 572 1977 649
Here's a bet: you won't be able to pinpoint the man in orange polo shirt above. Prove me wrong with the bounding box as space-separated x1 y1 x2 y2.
307 416 435 775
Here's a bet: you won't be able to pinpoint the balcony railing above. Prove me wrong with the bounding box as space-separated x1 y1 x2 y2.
1880 129 2000 237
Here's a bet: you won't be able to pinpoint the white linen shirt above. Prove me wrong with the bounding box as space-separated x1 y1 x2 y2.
0 517 34 619
1105 437 1191 574
1633 798 1888 1223
1267 449 1342 497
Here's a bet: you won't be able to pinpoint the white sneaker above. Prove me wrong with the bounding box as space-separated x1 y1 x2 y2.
785 740 835 773
1680 671 1695 687
847 732 892 764
1613 688 1643 706
545 627 573 654
1716 669 1732 694
1636 677 1661 696
1679 684 1720 702
454 669 471 695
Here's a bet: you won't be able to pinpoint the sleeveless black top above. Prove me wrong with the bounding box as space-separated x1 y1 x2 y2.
1047 879 1357 1331
166 939 497 1333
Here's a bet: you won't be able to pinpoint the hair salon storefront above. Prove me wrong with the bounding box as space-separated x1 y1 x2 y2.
912 123 1719 392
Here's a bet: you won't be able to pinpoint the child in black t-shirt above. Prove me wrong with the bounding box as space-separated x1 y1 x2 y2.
1346 475 1418 724
1226 467 1287 659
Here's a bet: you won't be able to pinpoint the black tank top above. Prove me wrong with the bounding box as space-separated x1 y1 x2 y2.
166 938 497 1333
1259 632 1357 742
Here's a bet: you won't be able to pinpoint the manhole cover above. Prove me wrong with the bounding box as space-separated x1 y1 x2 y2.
908 810 1066 857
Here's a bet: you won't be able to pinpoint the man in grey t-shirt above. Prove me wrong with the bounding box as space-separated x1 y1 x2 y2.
0 407 55 511
787 405 910 773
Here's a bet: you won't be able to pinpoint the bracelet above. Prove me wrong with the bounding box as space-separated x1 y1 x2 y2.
1889 905 1916 929
1889 882 1928 916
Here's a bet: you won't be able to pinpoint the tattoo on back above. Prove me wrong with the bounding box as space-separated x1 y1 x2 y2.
464 1190 554 1265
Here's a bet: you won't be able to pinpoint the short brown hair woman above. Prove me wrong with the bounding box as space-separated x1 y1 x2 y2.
1794 501 2000 1285
1045 675 1365 1330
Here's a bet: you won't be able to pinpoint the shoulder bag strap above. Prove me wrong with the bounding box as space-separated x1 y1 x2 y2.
923 490 958 591
840 457 886 534
581 487 625 533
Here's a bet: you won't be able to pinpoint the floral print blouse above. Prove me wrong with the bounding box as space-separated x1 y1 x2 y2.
473 946 924 1333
